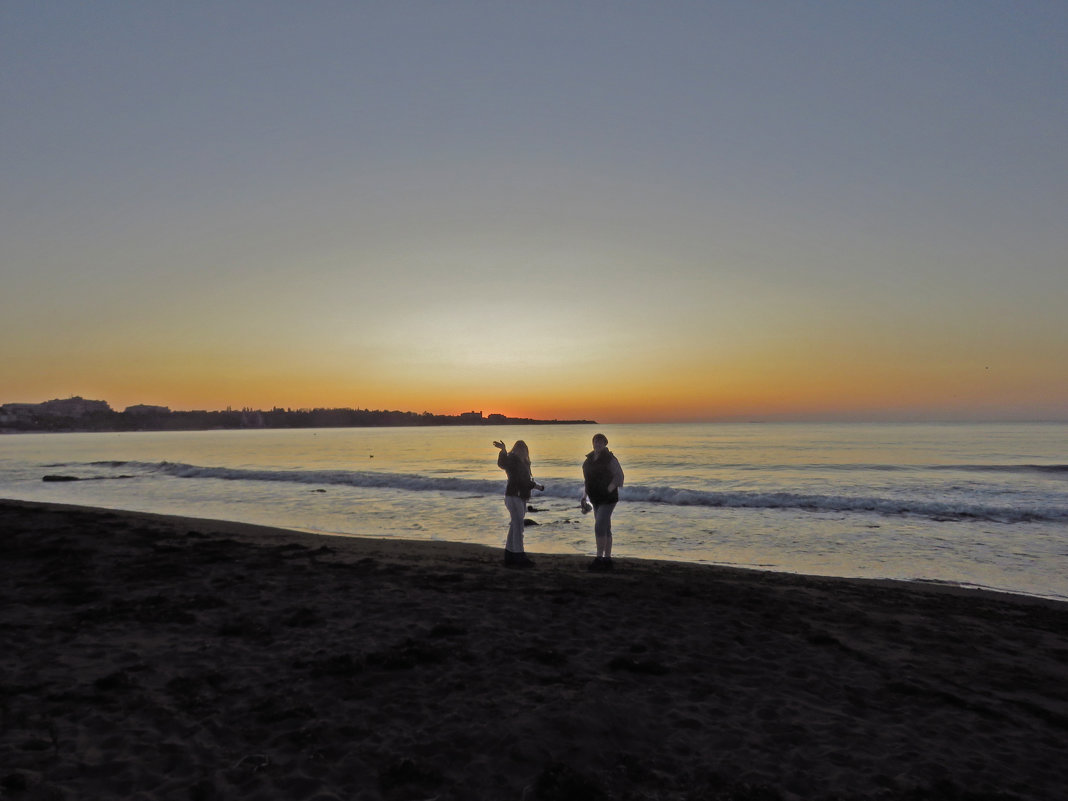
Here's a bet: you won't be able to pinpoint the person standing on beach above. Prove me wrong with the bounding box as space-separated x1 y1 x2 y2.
494 440 544 568
582 433 624 571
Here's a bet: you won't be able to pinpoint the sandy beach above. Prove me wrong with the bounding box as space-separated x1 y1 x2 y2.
2 499 1066 800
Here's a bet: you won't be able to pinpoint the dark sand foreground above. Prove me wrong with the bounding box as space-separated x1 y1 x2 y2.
2 500 1067 801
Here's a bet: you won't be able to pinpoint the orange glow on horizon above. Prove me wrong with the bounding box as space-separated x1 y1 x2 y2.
4 328 1065 424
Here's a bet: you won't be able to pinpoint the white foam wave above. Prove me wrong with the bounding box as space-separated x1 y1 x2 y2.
621 485 1066 524
92 461 1067 525
150 461 504 496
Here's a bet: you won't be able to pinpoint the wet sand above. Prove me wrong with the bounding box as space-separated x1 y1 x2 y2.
2 498 1067 800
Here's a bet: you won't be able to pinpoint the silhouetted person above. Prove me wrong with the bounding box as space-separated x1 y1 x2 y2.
582 433 624 571
494 439 544 567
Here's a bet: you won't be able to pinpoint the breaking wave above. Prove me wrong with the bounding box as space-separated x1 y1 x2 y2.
78 460 1068 525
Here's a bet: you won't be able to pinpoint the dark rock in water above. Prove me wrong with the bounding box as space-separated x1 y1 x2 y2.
42 475 80 482
523 518 539 526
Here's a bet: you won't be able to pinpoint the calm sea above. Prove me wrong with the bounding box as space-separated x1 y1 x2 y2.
2 423 1066 600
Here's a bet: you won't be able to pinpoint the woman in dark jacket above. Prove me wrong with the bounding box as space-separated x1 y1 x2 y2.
582 433 625 571
494 439 544 567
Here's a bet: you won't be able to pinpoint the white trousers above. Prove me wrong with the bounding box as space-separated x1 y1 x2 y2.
504 495 527 553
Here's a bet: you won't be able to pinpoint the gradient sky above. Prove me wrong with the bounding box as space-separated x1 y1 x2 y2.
2 2 1066 422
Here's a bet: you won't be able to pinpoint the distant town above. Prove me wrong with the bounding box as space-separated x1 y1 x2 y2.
0 396 595 433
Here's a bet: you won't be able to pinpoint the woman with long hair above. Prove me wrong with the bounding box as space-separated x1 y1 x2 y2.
493 439 544 567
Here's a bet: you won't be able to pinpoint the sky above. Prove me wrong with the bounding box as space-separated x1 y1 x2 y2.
2 2 1066 423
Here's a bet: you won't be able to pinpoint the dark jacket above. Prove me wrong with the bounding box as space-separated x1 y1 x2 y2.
498 451 538 500
583 448 624 506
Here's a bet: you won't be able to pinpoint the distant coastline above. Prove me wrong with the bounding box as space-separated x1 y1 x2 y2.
0 396 595 433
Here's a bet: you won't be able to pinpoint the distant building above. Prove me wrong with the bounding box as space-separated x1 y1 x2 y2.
241 410 265 428
460 410 484 422
2 396 111 418
487 413 508 423
124 404 171 416
40 396 112 417
0 396 112 427
0 404 37 425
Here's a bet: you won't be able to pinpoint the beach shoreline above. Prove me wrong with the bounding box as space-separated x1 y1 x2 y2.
3 498 1067 800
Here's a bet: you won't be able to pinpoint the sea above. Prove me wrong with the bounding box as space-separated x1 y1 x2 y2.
2 423 1066 601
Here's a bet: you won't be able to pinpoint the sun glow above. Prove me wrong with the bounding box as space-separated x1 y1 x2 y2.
2 5 1065 423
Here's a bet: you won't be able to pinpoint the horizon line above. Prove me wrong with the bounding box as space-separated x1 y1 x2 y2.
2 395 1065 426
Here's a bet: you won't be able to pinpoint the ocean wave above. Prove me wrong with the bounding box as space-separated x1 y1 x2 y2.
88 461 1068 525
622 485 1066 524
736 463 1068 474
930 464 1068 475
143 461 505 496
